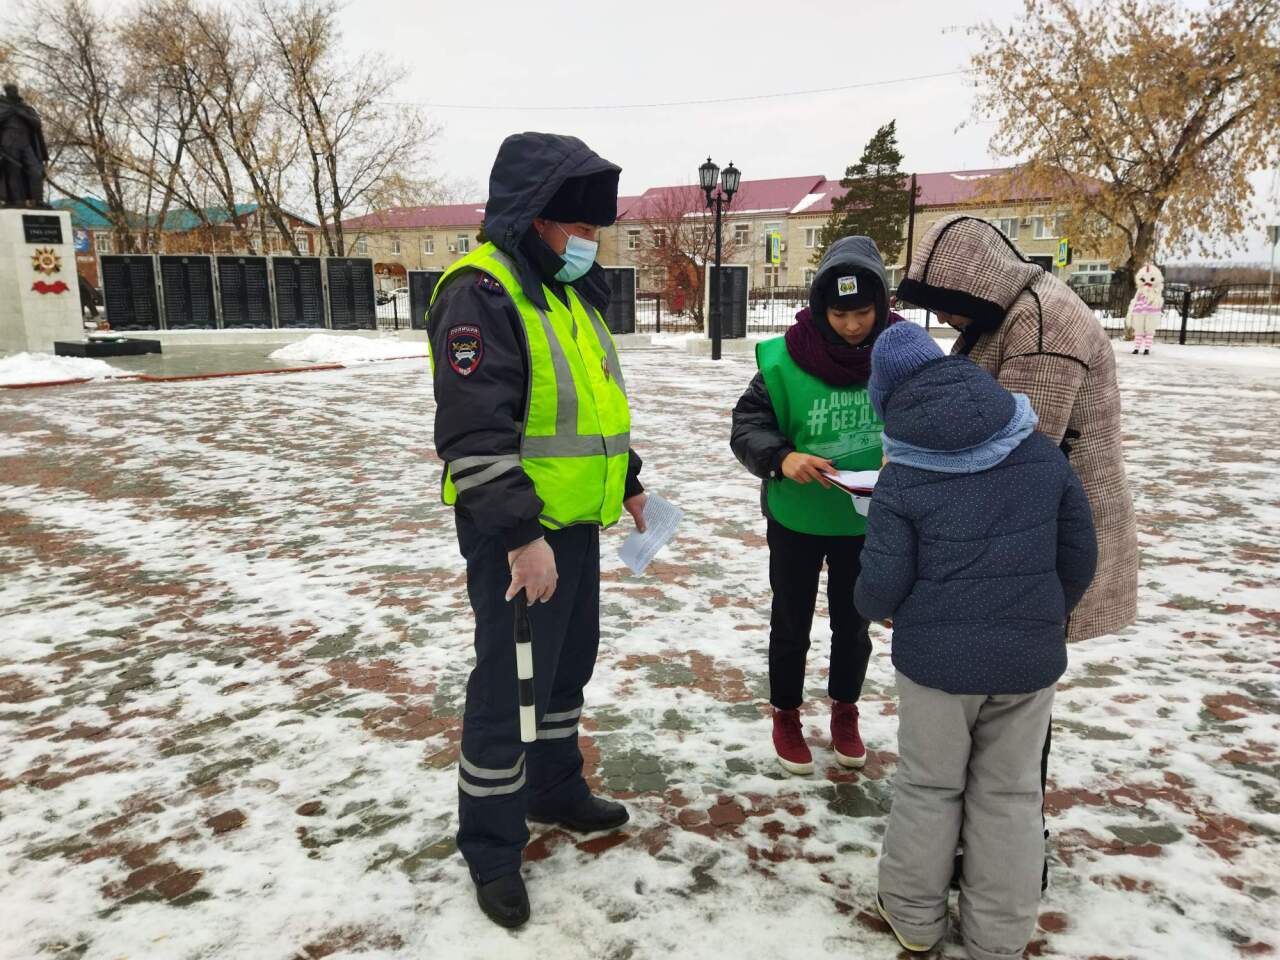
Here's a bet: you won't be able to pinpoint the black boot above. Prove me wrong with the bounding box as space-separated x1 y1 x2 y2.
1132 347 1139 354
1143 348 1150 355
474 872 530 929
528 794 629 833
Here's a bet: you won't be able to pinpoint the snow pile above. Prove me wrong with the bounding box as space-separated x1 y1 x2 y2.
0 352 124 386
268 334 428 364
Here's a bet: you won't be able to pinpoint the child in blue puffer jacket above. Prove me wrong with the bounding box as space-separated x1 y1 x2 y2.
854 323 1097 960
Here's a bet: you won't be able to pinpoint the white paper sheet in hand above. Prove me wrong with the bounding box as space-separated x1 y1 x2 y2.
824 469 880 517
618 494 684 575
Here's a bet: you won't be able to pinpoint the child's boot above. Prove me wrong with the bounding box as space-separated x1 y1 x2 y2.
772 708 814 774
831 701 867 768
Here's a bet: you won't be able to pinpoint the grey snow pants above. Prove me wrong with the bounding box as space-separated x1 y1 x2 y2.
878 671 1055 960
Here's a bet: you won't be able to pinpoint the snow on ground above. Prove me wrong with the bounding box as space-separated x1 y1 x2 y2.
0 352 125 386
268 334 429 364
0 346 1277 959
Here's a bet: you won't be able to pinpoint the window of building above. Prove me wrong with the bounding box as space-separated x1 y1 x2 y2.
1032 216 1058 240
354 237 368 254
991 217 1019 240
647 265 668 287
762 221 781 238
733 223 750 245
652 228 667 248
391 238 401 255
803 268 817 286
627 229 641 250
94 232 112 255
1073 261 1110 279
294 231 310 254
887 266 904 290
762 265 780 287
422 236 435 255
804 227 819 248
456 234 471 254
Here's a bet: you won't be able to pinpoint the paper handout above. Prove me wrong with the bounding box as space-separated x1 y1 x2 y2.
618 494 684 575
823 469 879 517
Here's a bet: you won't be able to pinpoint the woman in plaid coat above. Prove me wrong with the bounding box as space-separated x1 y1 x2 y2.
896 214 1137 642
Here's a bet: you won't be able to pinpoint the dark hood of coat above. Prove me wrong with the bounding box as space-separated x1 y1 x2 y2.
882 356 1019 452
483 132 621 310
808 235 891 344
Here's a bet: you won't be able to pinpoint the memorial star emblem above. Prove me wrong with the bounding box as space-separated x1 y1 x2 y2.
31 248 62 276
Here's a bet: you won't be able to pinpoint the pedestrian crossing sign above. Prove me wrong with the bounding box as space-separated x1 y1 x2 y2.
1056 238 1072 268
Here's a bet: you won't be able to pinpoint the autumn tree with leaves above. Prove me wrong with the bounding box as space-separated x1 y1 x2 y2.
971 0 1280 300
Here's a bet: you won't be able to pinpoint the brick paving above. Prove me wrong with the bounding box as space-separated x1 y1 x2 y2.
0 346 1277 959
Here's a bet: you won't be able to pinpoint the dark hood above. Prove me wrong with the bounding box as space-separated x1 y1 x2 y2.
808 235 891 343
882 356 1017 451
483 132 621 309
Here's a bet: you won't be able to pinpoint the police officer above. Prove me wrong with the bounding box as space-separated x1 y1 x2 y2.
427 132 646 929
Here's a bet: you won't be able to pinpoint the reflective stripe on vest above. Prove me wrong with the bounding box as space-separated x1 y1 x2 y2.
430 243 631 529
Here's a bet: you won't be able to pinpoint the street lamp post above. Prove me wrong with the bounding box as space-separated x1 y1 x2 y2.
699 157 741 360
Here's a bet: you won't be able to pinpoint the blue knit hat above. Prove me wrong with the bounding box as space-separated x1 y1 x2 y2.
869 322 946 418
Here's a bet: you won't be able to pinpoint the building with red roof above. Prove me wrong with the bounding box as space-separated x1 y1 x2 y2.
342 165 1107 294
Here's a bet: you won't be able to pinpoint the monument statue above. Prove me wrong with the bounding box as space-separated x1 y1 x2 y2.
0 83 50 209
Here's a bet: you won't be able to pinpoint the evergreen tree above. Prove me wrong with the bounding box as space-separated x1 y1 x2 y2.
814 121 915 266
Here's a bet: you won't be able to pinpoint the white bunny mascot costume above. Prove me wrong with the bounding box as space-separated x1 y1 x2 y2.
1126 263 1164 354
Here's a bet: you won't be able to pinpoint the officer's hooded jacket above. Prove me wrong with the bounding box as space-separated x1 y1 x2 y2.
428 133 643 551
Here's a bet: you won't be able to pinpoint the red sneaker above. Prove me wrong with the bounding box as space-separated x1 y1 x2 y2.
772 708 814 775
832 701 866 768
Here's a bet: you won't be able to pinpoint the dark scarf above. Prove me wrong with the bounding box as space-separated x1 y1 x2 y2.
784 306 902 387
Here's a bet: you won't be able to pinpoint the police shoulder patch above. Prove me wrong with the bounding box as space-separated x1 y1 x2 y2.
477 274 504 294
447 324 484 377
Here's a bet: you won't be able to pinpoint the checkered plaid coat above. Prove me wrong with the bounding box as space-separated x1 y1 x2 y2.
897 215 1138 640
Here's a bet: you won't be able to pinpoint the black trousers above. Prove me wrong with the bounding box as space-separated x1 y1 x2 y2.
454 515 600 883
767 518 872 710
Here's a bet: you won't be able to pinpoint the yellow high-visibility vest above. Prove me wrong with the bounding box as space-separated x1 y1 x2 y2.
428 242 631 529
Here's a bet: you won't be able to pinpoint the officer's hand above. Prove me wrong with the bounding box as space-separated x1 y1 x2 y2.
782 452 835 487
624 493 648 533
506 537 557 604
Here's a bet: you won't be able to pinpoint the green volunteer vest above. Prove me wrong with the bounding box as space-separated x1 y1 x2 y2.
756 336 883 536
428 242 631 530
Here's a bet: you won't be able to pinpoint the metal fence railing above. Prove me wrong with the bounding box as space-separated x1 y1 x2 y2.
601 279 1276 345
1071 281 1280 344
375 294 411 331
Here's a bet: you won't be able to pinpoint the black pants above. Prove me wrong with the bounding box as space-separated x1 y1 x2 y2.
454 515 600 883
767 518 872 710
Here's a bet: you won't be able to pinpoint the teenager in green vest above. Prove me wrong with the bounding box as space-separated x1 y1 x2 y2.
730 236 902 775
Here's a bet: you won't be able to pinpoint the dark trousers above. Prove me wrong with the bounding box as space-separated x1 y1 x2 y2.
767 518 872 710
454 514 601 883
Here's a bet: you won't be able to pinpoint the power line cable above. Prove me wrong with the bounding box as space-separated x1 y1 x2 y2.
385 69 973 112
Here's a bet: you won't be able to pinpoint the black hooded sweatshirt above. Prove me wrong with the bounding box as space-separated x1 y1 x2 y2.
428 132 643 551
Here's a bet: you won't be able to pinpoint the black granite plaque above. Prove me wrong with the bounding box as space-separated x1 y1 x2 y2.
159 255 216 329
603 267 637 335
407 270 444 331
23 214 63 245
272 256 325 328
325 257 377 330
99 255 161 330
216 256 273 328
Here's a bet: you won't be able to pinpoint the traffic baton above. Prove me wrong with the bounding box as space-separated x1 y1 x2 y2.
513 591 536 743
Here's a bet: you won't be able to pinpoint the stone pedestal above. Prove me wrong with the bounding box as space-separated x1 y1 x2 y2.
0 209 85 355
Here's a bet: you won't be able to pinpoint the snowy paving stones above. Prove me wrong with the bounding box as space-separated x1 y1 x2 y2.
1 345 1279 959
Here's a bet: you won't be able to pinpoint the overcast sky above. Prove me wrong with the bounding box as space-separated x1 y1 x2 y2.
333 0 1277 262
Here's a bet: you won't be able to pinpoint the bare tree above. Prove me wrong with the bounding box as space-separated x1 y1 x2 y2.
255 0 438 256
631 185 742 324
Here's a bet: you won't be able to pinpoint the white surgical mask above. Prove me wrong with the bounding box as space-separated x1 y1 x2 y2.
553 224 598 282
